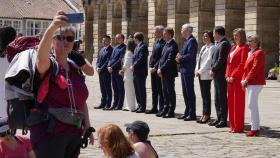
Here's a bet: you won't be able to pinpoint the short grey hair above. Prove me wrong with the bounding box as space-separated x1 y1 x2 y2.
154 25 164 33
181 23 193 34
248 34 261 48
54 25 76 37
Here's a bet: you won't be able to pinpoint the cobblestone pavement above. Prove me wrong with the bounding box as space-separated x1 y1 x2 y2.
80 59 280 158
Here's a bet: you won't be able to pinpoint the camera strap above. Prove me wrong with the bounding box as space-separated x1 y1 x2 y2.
59 27 78 117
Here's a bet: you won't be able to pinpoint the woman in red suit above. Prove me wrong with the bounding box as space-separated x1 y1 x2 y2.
225 28 248 133
241 35 265 136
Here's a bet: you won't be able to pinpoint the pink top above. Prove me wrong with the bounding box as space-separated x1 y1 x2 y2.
0 136 33 158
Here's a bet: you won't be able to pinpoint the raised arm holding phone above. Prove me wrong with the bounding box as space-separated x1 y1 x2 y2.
33 11 94 158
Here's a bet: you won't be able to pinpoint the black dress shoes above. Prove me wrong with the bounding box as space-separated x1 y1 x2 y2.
215 121 227 128
208 119 220 126
114 106 122 110
145 109 158 114
108 106 116 110
135 109 145 113
131 107 140 112
177 114 187 120
94 105 105 109
156 110 167 117
162 113 175 118
184 116 196 121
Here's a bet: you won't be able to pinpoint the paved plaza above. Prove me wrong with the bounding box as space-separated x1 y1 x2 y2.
80 60 280 158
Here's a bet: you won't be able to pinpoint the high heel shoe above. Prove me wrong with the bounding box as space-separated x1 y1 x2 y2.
200 116 210 124
196 116 204 123
246 130 260 137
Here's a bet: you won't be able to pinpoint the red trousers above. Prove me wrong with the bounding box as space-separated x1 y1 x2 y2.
227 79 245 132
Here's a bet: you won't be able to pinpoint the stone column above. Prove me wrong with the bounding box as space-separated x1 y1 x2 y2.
82 2 94 62
215 0 245 38
107 0 122 46
167 0 190 49
190 0 215 49
148 0 168 51
245 0 280 73
93 1 107 55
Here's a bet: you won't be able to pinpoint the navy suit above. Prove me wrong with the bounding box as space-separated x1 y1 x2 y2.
149 38 165 112
132 42 148 111
108 43 126 108
158 39 178 115
211 37 231 122
179 35 198 117
96 46 113 108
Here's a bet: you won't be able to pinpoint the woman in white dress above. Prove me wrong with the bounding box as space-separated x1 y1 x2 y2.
120 38 137 111
0 26 17 117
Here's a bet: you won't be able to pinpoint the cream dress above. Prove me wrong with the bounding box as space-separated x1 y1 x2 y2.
123 50 136 111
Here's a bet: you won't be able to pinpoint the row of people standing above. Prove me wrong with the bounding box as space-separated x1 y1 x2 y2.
95 24 266 137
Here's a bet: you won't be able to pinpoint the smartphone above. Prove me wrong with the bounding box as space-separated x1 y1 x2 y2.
64 13 84 23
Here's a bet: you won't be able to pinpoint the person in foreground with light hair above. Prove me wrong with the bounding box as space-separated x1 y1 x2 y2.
32 11 93 157
241 35 266 137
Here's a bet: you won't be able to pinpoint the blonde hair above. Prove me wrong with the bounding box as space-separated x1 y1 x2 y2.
98 124 135 158
233 28 247 45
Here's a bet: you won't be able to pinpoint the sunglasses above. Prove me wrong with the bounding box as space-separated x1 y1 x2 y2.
55 35 75 42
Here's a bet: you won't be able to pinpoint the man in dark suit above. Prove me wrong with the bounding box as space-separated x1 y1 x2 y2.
146 26 165 115
95 35 113 109
176 23 198 121
156 27 179 118
107 34 126 110
130 32 148 113
209 26 231 128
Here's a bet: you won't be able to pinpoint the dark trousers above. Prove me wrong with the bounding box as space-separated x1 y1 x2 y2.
151 72 164 111
34 133 81 158
99 71 112 107
213 75 228 122
133 76 147 111
199 79 212 116
181 73 196 117
111 71 124 108
161 76 176 114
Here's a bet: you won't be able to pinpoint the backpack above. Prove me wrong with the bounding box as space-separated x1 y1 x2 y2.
5 48 58 134
6 36 39 63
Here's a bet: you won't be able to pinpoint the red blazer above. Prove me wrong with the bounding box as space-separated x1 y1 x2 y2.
225 44 249 80
242 48 266 85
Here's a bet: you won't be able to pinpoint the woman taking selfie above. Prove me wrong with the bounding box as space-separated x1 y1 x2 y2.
31 11 93 158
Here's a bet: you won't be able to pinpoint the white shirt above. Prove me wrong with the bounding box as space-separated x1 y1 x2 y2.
0 57 9 117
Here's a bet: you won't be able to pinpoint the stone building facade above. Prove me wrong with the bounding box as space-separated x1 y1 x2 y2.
81 0 280 73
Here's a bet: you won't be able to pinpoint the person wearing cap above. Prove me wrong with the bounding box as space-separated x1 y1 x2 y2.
125 121 159 158
0 117 36 158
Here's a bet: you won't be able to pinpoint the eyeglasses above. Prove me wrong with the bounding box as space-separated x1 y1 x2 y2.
55 35 75 42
